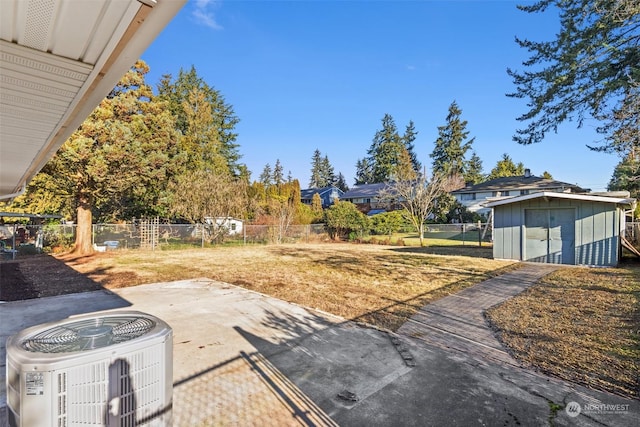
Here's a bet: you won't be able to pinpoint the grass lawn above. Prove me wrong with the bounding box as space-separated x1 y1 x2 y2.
486 262 640 399
50 242 639 399
60 242 513 331
366 231 492 248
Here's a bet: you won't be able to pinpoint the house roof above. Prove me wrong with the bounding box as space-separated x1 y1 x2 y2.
300 186 343 199
451 175 587 194
484 191 636 208
341 183 389 199
0 0 186 199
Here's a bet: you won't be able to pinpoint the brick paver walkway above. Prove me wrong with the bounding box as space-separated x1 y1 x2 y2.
397 263 560 366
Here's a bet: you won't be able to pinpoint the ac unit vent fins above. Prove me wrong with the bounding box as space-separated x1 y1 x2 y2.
21 316 156 353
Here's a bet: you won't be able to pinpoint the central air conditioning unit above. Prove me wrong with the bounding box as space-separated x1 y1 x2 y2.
5 311 173 427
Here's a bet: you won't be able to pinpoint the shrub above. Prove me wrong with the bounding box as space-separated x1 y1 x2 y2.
324 201 370 240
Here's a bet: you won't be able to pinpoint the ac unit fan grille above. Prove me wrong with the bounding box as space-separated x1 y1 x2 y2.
21 316 156 353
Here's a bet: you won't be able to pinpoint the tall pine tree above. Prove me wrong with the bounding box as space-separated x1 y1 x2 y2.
272 159 285 185
38 60 181 254
320 155 336 187
402 120 422 174
259 164 272 186
358 114 421 184
309 149 324 188
430 101 475 179
157 66 243 176
464 151 485 184
354 157 374 185
488 153 526 179
309 149 338 188
369 114 403 182
335 172 349 192
609 154 640 199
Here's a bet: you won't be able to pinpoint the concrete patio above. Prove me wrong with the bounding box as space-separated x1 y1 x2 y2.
1 267 637 426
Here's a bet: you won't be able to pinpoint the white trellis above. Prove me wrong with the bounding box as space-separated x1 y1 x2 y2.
139 217 160 250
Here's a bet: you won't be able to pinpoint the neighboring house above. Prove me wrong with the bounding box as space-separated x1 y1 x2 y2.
300 186 344 209
451 170 587 216
486 192 636 267
340 183 395 214
204 217 243 235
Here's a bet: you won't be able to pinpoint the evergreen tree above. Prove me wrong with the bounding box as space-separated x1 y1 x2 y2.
369 114 405 182
356 114 419 184
157 66 243 175
259 164 272 186
320 155 336 187
592 81 640 157
508 0 639 150
5 172 73 219
430 101 475 178
335 173 349 192
309 149 338 188
354 157 374 185
488 154 526 179
272 159 284 185
180 87 228 173
541 171 553 179
401 120 422 174
395 147 418 181
464 151 485 184
309 149 324 188
608 154 640 198
36 60 181 253
311 192 323 213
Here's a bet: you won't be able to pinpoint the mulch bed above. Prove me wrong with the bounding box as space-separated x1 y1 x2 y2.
0 254 103 301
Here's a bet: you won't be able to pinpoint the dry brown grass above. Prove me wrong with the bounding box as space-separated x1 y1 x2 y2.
486 263 640 399
58 243 514 331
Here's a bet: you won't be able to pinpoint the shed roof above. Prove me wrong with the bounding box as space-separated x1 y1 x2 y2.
484 192 636 208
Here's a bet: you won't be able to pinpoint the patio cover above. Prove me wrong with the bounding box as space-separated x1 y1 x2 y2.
0 0 186 200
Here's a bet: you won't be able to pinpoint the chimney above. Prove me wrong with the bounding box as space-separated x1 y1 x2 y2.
524 168 531 178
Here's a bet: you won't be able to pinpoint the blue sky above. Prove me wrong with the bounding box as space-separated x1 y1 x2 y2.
141 0 620 191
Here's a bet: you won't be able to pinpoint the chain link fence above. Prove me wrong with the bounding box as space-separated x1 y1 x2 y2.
1 223 332 255
1 222 492 257
423 222 493 245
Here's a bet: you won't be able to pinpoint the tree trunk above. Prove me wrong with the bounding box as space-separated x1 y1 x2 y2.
419 223 425 247
73 194 94 255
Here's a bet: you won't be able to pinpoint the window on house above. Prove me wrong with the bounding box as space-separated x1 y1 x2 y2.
231 223 237 231
460 193 475 201
520 190 529 195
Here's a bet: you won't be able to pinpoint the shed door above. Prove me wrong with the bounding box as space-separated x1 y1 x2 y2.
525 209 575 264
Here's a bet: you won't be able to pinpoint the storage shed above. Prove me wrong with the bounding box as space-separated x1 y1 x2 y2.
485 192 636 266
